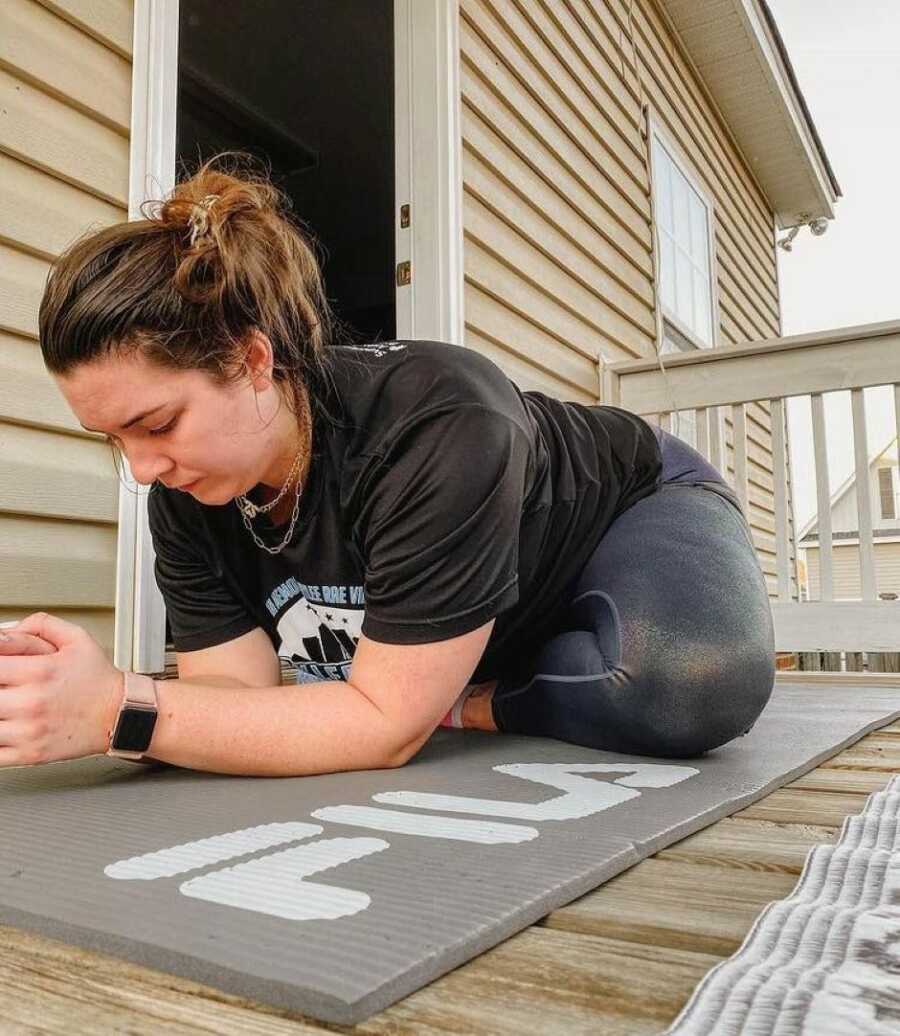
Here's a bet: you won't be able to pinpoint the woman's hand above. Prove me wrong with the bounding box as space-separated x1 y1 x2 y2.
0 613 124 767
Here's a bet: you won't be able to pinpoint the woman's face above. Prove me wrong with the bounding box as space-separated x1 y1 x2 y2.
56 344 295 503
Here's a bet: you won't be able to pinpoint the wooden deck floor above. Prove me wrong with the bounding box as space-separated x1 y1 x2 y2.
3 687 899 1035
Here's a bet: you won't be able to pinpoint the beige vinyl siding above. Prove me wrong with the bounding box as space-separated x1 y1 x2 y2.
804 542 900 602
0 0 132 656
459 0 797 600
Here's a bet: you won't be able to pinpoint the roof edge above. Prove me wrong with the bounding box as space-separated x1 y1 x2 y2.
757 0 842 200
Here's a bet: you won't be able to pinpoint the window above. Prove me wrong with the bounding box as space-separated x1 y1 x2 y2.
650 121 719 452
878 466 896 520
651 130 716 347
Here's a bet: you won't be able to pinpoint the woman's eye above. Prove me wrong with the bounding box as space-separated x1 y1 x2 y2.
149 418 177 437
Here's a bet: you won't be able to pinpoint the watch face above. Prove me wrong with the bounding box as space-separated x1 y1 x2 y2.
112 707 157 752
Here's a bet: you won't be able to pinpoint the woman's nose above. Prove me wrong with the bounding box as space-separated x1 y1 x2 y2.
120 446 173 487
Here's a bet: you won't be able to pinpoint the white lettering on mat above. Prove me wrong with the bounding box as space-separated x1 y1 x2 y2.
371 762 698 821
309 805 538 843
179 838 390 920
104 760 699 921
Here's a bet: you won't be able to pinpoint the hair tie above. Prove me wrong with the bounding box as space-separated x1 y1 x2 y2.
187 194 220 247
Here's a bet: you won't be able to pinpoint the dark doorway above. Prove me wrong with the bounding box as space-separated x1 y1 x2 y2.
175 0 396 343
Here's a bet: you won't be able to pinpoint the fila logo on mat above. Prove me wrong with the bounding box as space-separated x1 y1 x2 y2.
104 761 698 921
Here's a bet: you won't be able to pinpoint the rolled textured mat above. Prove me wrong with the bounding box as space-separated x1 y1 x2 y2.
0 681 898 1025
664 773 900 1035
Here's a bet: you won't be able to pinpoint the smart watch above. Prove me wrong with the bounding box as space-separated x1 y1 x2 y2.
106 670 159 760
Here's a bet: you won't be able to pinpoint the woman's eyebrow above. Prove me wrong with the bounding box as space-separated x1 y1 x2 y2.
79 403 168 433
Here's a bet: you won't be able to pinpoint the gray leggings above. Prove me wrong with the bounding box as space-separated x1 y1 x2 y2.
491 425 776 758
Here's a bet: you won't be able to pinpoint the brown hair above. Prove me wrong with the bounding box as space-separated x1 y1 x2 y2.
38 149 357 477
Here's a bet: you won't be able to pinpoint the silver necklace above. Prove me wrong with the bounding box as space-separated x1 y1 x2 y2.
235 440 307 555
235 397 312 555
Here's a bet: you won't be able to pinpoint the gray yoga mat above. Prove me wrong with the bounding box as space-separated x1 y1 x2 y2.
0 680 898 1026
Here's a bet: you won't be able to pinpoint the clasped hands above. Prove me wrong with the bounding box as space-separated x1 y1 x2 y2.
0 613 125 768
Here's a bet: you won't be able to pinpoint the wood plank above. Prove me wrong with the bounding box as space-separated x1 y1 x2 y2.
784 766 900 794
734 787 874 827
539 857 797 956
819 733 900 771
0 918 721 1036
656 817 839 873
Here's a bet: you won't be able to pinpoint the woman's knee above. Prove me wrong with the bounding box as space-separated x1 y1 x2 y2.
633 644 776 758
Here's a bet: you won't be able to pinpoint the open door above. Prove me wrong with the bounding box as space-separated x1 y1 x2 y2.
118 0 464 674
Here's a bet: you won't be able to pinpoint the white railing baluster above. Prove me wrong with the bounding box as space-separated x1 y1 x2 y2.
810 393 834 602
732 403 749 518
696 407 709 458
894 383 900 502
708 405 724 474
851 387 876 600
659 411 671 433
771 397 791 602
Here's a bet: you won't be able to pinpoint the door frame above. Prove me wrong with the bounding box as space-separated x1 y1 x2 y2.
119 0 465 674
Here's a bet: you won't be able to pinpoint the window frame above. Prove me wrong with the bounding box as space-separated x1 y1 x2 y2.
878 465 897 521
647 111 721 352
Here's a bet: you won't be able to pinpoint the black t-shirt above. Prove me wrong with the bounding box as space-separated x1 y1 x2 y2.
148 339 662 685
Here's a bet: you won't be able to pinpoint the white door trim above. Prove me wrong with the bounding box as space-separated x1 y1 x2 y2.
115 0 179 674
124 0 463 674
394 0 465 344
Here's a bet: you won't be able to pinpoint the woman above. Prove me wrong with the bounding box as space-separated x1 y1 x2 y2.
0 152 774 774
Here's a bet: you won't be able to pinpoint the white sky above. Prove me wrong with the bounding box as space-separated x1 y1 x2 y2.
767 0 900 531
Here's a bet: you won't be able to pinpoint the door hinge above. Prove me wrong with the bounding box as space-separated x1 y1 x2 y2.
400 203 410 228
396 261 411 286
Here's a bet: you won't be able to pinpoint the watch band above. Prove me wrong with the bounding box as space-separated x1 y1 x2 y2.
106 670 159 761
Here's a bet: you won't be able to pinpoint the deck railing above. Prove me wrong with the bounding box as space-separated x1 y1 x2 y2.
597 319 900 658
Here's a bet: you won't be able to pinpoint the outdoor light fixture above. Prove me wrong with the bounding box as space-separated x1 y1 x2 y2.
778 216 831 251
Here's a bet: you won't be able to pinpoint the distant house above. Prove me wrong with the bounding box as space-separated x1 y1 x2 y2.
799 437 900 601
0 0 839 671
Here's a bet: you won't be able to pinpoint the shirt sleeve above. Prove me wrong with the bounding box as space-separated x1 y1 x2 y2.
356 406 530 643
147 485 258 653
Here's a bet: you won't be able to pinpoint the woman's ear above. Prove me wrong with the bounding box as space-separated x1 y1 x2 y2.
242 329 276 392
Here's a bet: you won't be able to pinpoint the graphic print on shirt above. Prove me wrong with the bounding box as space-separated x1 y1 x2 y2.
266 577 366 683
341 341 407 358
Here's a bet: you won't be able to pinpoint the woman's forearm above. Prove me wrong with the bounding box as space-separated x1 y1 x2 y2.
127 676 407 776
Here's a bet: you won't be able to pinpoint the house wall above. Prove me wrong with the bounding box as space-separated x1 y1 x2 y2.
824 455 900 535
458 0 798 599
804 541 900 601
0 0 133 657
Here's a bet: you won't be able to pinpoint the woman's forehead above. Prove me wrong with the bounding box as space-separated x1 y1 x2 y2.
58 354 206 430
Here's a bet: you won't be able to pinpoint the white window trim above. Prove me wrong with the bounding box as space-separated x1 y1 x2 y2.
646 110 726 460
647 110 721 352
121 0 464 674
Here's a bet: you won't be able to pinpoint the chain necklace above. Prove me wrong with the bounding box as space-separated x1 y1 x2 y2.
235 406 312 555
